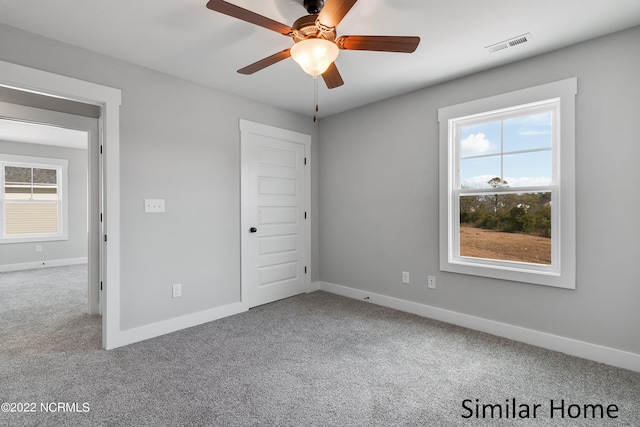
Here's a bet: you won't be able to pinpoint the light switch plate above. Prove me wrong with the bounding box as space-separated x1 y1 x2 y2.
144 199 165 213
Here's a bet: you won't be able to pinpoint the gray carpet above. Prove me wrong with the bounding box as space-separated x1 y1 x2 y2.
0 265 100 352
1 265 639 426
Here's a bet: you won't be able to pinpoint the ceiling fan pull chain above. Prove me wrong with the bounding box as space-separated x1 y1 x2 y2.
313 75 319 123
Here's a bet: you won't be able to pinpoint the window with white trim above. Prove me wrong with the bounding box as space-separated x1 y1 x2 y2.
438 79 577 289
0 154 68 243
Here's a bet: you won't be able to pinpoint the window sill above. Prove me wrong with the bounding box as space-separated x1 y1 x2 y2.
0 235 69 245
442 258 574 289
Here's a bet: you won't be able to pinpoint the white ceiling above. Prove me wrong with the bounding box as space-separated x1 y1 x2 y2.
1 0 639 118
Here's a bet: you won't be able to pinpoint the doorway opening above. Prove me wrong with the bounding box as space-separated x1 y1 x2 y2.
0 96 101 350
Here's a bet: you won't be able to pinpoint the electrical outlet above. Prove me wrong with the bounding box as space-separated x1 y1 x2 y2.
172 283 182 298
428 276 436 289
402 271 410 284
35 245 42 253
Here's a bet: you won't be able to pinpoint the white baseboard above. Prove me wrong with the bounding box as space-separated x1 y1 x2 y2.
308 281 321 293
319 281 640 373
114 302 248 349
0 257 88 273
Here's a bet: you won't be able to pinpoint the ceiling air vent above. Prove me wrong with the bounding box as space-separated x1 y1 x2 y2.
485 33 532 53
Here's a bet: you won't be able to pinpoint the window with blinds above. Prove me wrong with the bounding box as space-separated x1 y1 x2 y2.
0 155 68 243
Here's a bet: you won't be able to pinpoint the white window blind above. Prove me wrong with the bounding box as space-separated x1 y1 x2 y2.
0 154 68 244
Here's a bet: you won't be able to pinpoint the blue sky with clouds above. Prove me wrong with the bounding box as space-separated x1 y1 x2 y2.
459 111 553 189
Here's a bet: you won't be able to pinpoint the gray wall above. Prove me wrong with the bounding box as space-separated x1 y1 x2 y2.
318 26 640 355
0 24 319 331
0 140 88 266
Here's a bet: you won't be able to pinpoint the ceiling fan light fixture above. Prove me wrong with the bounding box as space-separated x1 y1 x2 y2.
290 38 339 77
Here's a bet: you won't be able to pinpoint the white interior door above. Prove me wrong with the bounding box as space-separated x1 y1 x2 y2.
240 120 310 308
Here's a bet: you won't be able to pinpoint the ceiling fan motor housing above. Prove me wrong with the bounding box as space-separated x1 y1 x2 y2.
292 14 336 42
304 0 324 14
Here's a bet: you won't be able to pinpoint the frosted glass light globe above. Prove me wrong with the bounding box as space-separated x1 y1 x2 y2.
290 38 339 77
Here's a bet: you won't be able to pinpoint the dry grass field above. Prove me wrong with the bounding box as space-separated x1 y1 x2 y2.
460 226 551 264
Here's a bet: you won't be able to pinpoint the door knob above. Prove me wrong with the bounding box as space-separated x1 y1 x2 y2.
249 227 257 233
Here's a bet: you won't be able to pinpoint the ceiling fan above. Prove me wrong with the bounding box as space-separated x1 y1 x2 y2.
206 0 421 89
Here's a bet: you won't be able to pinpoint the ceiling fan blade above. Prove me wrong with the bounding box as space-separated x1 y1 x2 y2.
322 62 344 89
237 49 291 75
206 0 293 36
317 0 358 29
336 35 420 53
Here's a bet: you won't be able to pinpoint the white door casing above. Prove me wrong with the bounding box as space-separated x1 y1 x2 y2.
0 60 122 349
240 120 311 308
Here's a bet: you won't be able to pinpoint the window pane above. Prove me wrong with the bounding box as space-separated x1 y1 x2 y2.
33 168 57 184
459 121 501 158
460 156 501 189
33 185 58 200
4 184 31 200
503 151 552 187
5 166 31 184
459 192 552 264
4 202 58 235
503 111 552 153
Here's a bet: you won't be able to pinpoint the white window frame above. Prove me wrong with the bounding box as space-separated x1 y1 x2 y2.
438 78 577 289
0 154 69 244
